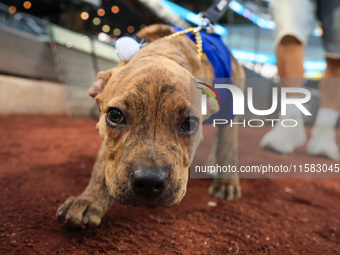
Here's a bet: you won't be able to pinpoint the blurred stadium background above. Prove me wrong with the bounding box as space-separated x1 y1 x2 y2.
0 0 331 123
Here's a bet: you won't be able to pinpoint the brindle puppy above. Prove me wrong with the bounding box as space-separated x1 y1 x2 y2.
56 24 245 227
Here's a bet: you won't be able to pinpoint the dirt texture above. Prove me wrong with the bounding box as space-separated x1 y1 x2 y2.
1 115 340 254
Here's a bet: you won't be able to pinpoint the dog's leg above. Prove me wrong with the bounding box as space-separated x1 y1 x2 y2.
56 144 112 227
207 56 244 200
207 122 241 200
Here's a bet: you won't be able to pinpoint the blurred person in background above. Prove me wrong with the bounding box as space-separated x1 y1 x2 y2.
260 0 340 161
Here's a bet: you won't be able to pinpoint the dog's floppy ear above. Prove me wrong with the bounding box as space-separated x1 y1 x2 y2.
88 68 114 98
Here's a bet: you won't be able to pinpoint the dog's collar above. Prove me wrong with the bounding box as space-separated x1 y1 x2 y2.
115 35 147 61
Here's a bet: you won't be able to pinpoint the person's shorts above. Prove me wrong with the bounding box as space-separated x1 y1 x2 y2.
271 0 340 59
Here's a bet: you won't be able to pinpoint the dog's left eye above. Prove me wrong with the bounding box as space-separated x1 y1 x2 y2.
180 117 199 134
106 108 125 126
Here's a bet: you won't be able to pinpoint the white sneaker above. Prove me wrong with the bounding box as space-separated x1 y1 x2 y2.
306 125 340 161
260 114 307 154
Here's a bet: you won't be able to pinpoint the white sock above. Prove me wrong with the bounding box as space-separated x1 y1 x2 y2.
315 108 339 127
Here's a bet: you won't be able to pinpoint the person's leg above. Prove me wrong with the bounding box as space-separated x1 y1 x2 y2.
320 58 340 110
307 58 340 160
276 35 304 79
260 36 307 153
271 0 316 80
317 0 340 112
306 0 340 160
260 0 316 153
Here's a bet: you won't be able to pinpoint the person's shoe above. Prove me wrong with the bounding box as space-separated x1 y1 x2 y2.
260 114 307 154
306 125 340 161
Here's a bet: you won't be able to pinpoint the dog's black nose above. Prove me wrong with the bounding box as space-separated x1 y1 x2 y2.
131 168 169 199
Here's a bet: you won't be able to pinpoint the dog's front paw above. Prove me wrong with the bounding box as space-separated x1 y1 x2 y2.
208 178 241 200
56 196 106 227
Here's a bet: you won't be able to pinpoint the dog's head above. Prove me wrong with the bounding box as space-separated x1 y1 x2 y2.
89 56 218 208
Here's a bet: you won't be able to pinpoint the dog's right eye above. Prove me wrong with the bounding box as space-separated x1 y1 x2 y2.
106 108 125 126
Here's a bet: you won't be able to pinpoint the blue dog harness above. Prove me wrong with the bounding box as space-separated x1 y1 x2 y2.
172 27 234 125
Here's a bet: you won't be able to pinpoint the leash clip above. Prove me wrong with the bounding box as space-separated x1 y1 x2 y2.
194 0 231 33
194 13 215 33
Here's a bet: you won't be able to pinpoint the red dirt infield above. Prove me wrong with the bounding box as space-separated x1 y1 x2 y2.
1 115 340 254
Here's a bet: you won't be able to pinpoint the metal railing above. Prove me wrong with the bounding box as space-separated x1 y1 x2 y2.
49 25 119 118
